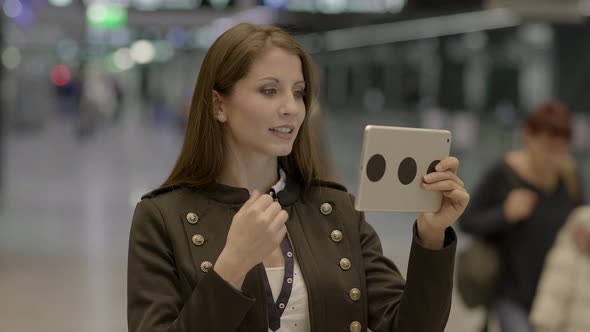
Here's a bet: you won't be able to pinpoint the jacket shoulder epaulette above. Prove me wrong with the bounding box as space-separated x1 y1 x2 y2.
311 179 348 192
141 185 181 200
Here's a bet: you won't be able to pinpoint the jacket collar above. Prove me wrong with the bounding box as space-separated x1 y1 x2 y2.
201 174 302 206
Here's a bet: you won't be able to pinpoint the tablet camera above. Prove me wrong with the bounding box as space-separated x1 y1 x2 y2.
366 154 386 182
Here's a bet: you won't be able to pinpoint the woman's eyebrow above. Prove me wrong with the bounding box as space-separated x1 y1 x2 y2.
258 77 305 85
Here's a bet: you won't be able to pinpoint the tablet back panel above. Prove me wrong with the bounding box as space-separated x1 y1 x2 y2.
355 125 452 212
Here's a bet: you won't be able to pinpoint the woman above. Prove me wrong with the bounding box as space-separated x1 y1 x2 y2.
460 101 584 332
530 205 590 332
127 23 470 332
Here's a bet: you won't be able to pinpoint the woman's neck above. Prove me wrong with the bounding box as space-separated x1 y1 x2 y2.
218 148 279 194
522 150 559 191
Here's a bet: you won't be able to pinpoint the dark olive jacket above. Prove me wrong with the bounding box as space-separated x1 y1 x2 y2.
127 178 457 332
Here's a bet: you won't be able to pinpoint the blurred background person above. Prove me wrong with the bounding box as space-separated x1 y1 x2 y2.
78 63 120 138
529 205 590 332
459 100 585 332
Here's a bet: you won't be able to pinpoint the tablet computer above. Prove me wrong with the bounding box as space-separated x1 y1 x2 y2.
355 125 452 212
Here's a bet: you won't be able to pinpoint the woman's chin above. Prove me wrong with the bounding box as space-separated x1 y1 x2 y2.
269 146 294 157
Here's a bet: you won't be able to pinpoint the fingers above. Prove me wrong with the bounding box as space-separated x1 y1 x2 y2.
443 189 470 206
272 210 288 228
512 189 538 204
436 157 460 173
261 201 283 222
270 210 289 243
272 224 288 245
423 171 464 188
239 190 261 212
249 193 274 213
422 179 464 192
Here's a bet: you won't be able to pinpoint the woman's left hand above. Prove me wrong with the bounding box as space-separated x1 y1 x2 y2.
417 156 470 249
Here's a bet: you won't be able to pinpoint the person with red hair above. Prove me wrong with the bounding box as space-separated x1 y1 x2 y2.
459 100 585 332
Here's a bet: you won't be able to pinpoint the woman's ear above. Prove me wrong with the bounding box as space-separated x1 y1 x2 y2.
212 90 227 123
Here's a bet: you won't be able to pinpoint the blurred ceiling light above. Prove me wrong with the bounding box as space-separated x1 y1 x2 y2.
113 48 135 71
49 0 73 7
87 3 106 20
133 0 163 10
130 40 155 64
166 0 202 9
56 39 79 62
50 65 72 87
3 0 23 18
209 0 230 10
14 5 34 27
385 0 406 13
278 0 404 13
262 0 288 10
87 3 128 29
321 9 521 52
519 23 553 47
347 0 406 13
2 46 21 69
317 0 347 14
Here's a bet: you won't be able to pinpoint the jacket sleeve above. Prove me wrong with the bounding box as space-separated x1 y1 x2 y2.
127 198 256 332
459 162 512 237
358 208 457 332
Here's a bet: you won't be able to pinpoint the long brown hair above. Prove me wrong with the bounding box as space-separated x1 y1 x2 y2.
161 23 326 189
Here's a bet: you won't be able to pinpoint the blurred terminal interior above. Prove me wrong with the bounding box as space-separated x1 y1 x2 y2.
1 1 590 331
4 0 589 186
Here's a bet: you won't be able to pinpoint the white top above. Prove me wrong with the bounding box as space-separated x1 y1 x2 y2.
265 255 310 332
265 169 310 332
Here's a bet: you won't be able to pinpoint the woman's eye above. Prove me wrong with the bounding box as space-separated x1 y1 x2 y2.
262 88 277 96
294 90 306 98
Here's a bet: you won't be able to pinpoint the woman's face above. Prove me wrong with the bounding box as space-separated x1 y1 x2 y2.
215 47 306 159
524 130 571 171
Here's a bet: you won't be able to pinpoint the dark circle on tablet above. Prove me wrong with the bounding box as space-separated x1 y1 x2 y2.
398 157 417 185
427 160 440 175
366 154 386 182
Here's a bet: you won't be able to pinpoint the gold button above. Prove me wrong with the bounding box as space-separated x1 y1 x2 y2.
349 288 361 301
200 261 212 273
186 212 199 224
331 230 343 242
350 321 361 332
320 202 333 215
340 258 351 271
192 234 205 246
